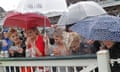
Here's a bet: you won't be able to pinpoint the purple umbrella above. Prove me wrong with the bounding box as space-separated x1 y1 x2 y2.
71 15 120 42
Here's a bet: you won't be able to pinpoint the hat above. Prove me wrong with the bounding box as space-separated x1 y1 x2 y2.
3 28 9 32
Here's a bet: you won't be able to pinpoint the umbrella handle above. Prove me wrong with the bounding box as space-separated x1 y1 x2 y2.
43 32 50 55
43 32 47 42
44 17 46 34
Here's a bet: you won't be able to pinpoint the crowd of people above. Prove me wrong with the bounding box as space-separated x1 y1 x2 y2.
1 25 120 58
0 25 99 58
0 25 99 72
0 24 120 72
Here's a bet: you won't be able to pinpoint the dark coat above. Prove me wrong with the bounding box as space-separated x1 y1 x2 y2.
108 42 120 59
105 42 120 72
9 41 26 57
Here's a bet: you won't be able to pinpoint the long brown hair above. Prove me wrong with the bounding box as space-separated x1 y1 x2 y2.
25 27 40 35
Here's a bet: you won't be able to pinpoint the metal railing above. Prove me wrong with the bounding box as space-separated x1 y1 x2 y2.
0 54 97 72
0 50 113 72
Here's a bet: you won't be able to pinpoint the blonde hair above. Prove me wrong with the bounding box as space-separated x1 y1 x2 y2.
71 32 81 42
70 32 81 47
53 28 64 39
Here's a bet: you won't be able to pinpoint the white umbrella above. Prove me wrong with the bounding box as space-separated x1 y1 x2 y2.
15 0 68 17
58 1 107 25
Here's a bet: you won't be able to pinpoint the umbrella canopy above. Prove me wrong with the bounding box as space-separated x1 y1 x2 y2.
3 12 51 29
58 1 107 25
71 15 120 42
15 0 68 17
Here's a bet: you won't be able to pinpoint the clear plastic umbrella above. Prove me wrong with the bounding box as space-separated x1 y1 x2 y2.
58 1 107 25
15 0 68 17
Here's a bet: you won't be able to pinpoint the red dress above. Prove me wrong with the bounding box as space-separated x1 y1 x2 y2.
35 34 45 57
27 34 45 57
22 34 45 72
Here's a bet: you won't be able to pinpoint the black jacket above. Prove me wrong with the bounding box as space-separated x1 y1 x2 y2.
108 42 120 59
9 41 26 57
105 42 120 72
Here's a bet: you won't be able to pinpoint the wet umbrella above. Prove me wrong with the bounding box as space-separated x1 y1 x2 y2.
15 0 68 17
3 12 51 29
58 1 106 26
71 15 120 42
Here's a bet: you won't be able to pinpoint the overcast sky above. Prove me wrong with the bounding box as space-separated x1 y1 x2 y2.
0 0 20 11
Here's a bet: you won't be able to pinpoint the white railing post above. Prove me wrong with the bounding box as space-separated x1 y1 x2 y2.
0 65 4 72
97 50 111 72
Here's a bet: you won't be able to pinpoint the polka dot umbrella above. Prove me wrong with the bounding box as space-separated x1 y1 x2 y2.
71 15 120 42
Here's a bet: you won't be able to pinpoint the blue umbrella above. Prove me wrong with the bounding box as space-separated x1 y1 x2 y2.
71 15 120 42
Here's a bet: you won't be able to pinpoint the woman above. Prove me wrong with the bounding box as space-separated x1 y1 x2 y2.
25 27 45 57
69 32 81 55
50 28 70 72
24 27 47 72
8 28 25 57
52 28 70 56
101 40 120 59
1 28 12 52
7 28 26 72
101 40 120 72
